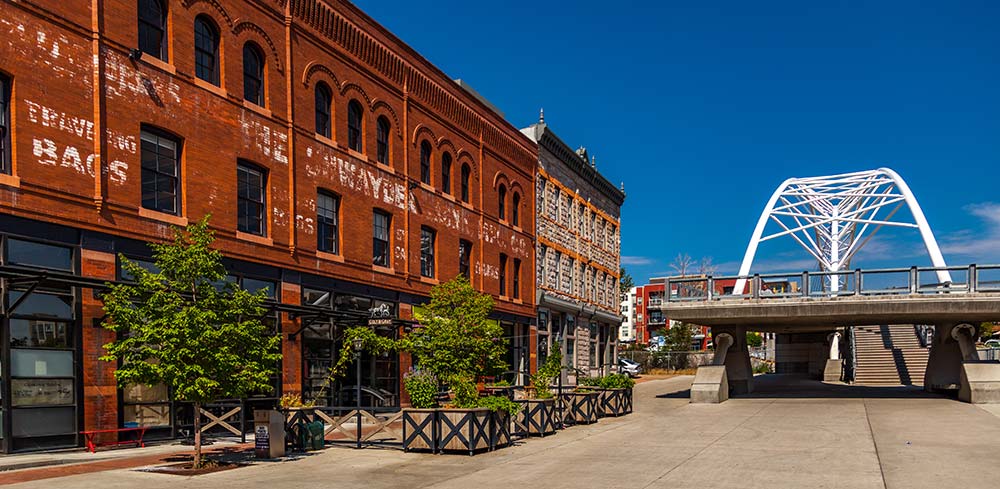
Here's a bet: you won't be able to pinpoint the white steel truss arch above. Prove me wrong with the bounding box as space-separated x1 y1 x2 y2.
734 168 951 293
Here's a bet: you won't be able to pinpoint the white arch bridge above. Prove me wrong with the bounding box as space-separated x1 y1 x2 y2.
661 168 1000 404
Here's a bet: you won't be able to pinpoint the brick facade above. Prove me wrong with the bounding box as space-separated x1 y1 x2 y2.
520 118 625 378
0 0 536 451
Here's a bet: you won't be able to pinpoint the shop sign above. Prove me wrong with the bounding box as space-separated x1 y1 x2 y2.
368 303 394 326
11 378 74 406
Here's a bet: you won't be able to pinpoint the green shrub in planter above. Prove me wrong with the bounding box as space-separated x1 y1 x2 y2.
404 369 439 409
599 373 636 389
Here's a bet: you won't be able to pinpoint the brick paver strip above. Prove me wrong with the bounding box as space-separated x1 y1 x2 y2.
0 444 253 486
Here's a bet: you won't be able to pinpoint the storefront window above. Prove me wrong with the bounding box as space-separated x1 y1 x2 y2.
4 236 78 451
301 289 399 410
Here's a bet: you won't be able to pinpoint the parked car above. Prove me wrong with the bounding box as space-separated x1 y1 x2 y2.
619 358 642 378
984 339 1000 349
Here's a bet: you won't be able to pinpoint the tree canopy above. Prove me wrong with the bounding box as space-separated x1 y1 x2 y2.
101 217 281 466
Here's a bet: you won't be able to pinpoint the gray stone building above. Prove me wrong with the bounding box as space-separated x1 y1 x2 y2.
521 113 625 380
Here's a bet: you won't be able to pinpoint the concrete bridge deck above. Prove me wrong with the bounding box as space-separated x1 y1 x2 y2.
663 294 1000 332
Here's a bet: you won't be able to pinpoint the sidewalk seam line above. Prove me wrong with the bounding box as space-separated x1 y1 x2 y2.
863 398 889 489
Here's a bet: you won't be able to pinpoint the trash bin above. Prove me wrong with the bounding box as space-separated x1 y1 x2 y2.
253 410 286 458
307 420 325 450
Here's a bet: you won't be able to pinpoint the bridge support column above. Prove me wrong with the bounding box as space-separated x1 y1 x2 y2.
714 326 754 395
823 331 843 382
925 323 968 393
927 323 1000 403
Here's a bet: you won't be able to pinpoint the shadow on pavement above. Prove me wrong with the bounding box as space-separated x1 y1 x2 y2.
653 374 954 400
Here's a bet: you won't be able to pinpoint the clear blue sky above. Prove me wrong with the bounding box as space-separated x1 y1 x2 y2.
354 0 1000 283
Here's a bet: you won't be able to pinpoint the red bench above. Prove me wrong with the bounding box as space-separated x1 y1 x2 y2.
80 427 148 453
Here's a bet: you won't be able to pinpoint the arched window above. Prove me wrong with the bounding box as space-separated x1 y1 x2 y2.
194 16 219 85
376 116 390 164
419 140 432 185
460 164 471 203
243 42 265 106
441 153 452 194
498 184 507 220
512 192 520 226
347 100 363 152
138 0 167 61
315 82 332 138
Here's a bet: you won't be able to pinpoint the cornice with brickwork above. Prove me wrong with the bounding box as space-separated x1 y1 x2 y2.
282 0 537 173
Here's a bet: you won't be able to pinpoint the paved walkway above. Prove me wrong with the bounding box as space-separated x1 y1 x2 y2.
5 375 1000 488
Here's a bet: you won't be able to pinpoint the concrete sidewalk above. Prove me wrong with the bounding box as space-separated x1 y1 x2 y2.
6 375 1000 488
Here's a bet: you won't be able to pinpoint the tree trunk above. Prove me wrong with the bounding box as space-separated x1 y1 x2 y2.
193 402 202 469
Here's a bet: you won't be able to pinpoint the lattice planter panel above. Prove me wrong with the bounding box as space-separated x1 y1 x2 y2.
515 398 556 436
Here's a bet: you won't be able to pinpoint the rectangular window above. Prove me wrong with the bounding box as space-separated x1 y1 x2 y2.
317 190 339 254
0 74 10 174
237 161 267 236
372 210 391 267
499 253 507 296
459 239 472 279
420 226 435 278
513 258 521 300
6 239 73 271
140 128 181 215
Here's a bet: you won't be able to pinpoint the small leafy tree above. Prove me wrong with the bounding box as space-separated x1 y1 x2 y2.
530 343 562 399
746 332 763 348
664 322 694 351
101 217 281 468
978 322 995 342
619 266 634 298
406 275 507 384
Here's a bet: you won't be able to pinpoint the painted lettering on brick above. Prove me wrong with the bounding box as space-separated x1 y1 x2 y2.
240 113 288 165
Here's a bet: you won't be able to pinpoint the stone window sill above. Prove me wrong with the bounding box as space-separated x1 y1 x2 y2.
0 173 21 188
236 231 273 246
138 207 188 227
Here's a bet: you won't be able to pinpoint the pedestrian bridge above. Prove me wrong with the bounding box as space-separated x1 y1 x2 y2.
661 266 1000 405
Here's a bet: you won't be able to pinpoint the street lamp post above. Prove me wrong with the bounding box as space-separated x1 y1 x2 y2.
353 336 364 449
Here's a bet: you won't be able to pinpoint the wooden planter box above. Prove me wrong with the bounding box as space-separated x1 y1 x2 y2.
402 409 438 453
437 408 492 455
623 388 634 414
596 388 627 417
563 392 599 425
491 410 512 448
515 398 556 436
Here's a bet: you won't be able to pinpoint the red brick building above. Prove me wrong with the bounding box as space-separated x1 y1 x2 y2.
0 0 536 452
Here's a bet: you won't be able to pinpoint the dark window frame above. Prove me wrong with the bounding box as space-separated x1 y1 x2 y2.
441 153 452 194
512 192 520 226
0 73 10 175
316 189 340 254
459 239 472 279
138 0 167 61
419 140 432 185
347 100 364 152
420 226 435 278
315 83 332 138
236 160 267 236
499 253 508 297
376 116 390 165
372 209 391 267
140 126 182 215
498 185 507 221
194 15 219 85
513 258 521 299
460 164 471 203
243 42 265 106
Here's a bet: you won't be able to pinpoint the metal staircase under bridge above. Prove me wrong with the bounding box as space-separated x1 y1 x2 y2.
853 325 930 386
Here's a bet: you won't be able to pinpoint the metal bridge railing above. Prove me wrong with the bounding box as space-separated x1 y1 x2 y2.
665 264 1000 303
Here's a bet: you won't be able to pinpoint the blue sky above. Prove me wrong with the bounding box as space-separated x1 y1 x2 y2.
354 0 1000 283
